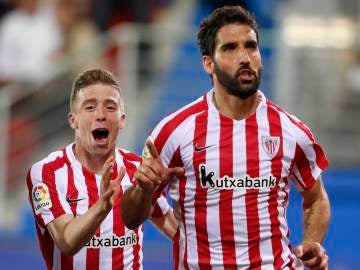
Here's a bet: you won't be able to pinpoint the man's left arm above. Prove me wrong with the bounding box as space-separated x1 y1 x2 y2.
295 176 330 270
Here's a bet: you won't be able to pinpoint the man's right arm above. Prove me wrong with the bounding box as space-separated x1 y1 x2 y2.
121 185 153 229
121 139 184 230
45 157 124 256
47 198 113 255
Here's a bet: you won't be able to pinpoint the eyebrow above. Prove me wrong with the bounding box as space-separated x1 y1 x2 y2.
81 98 119 107
220 41 238 49
82 98 97 104
245 39 258 47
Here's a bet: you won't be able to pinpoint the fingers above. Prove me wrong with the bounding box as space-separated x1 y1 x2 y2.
116 166 126 182
312 254 328 270
135 165 185 193
135 153 166 192
295 242 328 270
102 186 116 202
110 166 123 192
166 167 185 179
145 139 160 159
294 245 305 259
138 140 184 192
102 171 121 206
134 169 159 192
142 158 164 177
101 156 115 188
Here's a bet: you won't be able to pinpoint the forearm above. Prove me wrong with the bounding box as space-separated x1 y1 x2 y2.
48 200 110 255
121 185 153 229
302 194 330 243
150 208 179 240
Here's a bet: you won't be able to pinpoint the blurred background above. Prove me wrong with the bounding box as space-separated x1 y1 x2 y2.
0 0 359 269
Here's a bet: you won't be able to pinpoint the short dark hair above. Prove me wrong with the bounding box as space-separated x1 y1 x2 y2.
197 6 259 57
70 68 124 111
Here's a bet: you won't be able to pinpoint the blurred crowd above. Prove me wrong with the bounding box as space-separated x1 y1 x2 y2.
0 0 174 193
0 0 174 86
0 0 277 194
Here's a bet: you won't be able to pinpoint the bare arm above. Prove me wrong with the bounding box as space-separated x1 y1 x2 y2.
121 185 178 238
150 208 179 240
302 177 330 243
295 176 330 270
47 157 125 255
121 185 154 229
47 201 112 255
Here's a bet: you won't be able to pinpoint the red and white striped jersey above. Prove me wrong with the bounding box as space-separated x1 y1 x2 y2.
26 143 170 270
149 90 329 270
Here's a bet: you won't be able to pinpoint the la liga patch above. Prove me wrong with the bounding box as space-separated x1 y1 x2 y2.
32 182 52 215
142 144 151 159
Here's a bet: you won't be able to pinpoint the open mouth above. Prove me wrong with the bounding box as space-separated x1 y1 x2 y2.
92 128 109 144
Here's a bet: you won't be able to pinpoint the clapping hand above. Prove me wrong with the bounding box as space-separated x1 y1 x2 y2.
100 156 125 211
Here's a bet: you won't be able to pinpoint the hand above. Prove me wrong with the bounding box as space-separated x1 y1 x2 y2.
100 156 125 211
134 139 184 193
295 242 328 270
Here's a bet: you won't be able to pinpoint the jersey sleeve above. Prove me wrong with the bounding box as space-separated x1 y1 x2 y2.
289 117 329 191
151 191 170 218
26 160 73 228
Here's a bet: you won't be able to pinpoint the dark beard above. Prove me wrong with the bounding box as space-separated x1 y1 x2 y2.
214 61 262 100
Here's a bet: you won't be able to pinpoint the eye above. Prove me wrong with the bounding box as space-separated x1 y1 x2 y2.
222 42 237 52
107 105 117 111
85 105 95 111
246 41 258 50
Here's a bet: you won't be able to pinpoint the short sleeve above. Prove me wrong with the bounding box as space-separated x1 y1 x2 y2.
289 120 329 191
27 161 72 228
151 191 170 218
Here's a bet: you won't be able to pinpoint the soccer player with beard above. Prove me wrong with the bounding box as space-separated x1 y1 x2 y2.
26 69 182 269
122 6 330 270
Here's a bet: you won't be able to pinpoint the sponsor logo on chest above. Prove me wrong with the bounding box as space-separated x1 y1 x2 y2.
85 231 137 249
199 164 277 190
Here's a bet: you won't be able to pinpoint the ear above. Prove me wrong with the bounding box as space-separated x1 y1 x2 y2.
202 55 214 75
119 113 126 129
68 112 77 129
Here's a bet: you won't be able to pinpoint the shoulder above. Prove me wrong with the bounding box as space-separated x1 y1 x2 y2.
151 94 208 146
27 148 67 195
29 148 66 176
117 148 141 165
265 99 315 142
116 148 141 185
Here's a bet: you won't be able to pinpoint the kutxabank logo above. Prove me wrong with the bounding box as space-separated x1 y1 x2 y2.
199 164 277 190
86 231 137 249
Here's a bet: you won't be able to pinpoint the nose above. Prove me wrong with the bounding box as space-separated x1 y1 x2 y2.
95 107 106 121
238 49 250 65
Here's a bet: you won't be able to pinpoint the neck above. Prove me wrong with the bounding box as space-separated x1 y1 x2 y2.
212 86 260 120
73 143 114 174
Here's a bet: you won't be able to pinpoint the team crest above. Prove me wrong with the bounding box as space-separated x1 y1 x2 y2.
32 182 52 215
261 136 280 159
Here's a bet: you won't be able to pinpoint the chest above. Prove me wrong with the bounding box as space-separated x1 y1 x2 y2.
60 169 131 217
180 119 296 181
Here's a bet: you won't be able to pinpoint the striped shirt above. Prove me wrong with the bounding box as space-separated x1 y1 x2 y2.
27 143 170 270
149 90 328 270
